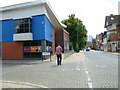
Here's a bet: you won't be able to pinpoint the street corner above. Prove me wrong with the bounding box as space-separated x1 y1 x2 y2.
1 81 48 88
1 82 36 88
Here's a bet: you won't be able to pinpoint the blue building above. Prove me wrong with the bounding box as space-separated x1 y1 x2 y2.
0 0 69 59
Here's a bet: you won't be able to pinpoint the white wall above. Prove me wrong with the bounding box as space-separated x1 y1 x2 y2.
13 33 33 41
1 5 47 20
106 24 116 31
118 1 120 15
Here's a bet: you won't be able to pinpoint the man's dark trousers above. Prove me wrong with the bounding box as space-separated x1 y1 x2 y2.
57 54 62 65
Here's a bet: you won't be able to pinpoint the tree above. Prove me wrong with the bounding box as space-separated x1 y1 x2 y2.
62 14 87 51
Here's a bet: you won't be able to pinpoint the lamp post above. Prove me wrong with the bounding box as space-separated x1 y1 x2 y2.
76 21 79 52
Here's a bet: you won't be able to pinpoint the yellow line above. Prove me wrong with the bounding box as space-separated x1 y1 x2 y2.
2 80 48 88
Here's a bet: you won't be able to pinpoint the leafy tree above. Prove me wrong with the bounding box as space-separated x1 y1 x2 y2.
62 14 87 51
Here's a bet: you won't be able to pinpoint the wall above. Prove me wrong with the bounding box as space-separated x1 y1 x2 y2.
109 30 118 41
1 5 46 20
117 25 120 40
2 41 23 59
116 25 120 52
64 30 69 50
55 28 63 47
0 21 2 42
1 14 52 42
52 27 55 54
32 15 45 40
109 25 120 42
118 1 120 15
0 19 14 42
45 16 52 42
32 15 52 42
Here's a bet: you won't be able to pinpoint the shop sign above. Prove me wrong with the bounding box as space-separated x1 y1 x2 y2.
24 47 30 52
42 52 50 55
24 46 42 52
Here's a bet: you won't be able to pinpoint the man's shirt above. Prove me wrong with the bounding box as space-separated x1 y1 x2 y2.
56 46 62 55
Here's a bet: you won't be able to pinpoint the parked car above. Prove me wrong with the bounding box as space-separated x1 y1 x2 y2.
86 48 90 51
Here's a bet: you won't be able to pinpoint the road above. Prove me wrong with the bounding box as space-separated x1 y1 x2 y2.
1 50 118 88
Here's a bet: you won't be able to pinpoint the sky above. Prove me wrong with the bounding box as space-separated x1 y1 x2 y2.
0 0 119 38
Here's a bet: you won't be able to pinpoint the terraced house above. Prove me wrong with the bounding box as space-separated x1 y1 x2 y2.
0 0 69 59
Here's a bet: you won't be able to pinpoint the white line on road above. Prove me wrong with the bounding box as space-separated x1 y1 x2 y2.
84 58 93 88
88 82 93 88
76 68 80 70
62 69 74 70
86 70 89 74
86 74 93 88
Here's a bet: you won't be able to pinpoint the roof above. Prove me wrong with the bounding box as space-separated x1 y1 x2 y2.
0 0 66 29
1 0 46 11
104 14 120 28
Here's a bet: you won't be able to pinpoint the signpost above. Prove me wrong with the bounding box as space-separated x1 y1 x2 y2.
42 52 51 61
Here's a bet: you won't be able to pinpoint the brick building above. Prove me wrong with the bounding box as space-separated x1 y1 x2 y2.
0 0 69 59
104 14 120 52
95 33 104 51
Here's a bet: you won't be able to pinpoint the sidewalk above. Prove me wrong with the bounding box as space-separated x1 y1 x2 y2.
1 50 75 89
1 50 74 65
92 50 120 55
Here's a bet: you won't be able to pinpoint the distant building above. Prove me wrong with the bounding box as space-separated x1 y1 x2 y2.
104 14 120 52
86 35 93 48
87 35 93 42
102 31 107 51
0 0 69 59
95 33 104 51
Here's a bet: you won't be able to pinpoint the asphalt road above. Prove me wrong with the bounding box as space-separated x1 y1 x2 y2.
84 50 118 88
1 50 118 89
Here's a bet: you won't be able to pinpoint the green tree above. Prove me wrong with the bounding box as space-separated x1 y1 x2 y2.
62 14 87 51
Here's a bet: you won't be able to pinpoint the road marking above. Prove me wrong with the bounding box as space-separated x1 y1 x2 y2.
88 82 93 88
62 69 74 70
2 80 48 88
86 70 89 74
87 76 92 88
88 76 91 81
84 60 93 88
76 68 80 70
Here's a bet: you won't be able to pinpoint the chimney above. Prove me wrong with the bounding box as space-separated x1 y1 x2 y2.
110 14 113 16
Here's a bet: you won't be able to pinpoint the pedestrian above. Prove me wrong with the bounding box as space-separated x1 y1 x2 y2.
56 44 63 65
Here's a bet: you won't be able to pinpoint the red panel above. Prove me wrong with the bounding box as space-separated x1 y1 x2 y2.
2 41 23 59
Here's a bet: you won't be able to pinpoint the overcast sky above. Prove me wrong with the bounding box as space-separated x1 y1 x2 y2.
0 0 119 38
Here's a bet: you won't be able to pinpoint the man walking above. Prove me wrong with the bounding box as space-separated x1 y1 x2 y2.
56 44 63 65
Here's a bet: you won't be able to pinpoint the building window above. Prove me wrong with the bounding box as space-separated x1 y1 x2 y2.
14 18 32 34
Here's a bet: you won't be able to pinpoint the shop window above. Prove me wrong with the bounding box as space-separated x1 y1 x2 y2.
24 41 42 58
24 41 41 52
46 40 52 52
14 18 32 34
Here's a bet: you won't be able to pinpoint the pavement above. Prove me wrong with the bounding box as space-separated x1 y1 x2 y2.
1 50 74 89
1 50 74 64
98 50 120 55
